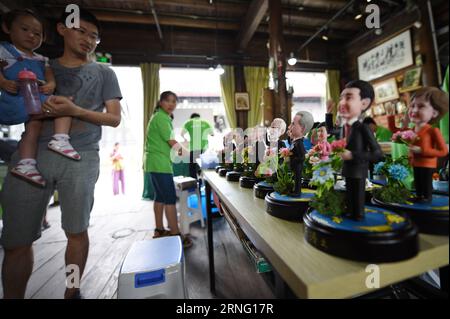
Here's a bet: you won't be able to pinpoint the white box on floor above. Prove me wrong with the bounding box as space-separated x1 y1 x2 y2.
118 237 187 299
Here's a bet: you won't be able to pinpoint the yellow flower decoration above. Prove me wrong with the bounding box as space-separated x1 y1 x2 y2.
332 217 343 224
358 225 393 232
383 212 405 225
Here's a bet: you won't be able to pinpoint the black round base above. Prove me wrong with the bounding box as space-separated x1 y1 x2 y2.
253 182 274 199
372 198 449 236
218 168 230 177
226 171 242 182
303 210 419 263
265 192 311 221
215 165 225 173
239 176 261 189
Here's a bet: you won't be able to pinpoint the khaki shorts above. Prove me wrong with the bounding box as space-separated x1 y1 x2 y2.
0 149 99 249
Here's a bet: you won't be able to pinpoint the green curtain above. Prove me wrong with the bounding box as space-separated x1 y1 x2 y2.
140 63 160 200
140 63 161 138
440 66 449 143
219 65 237 128
244 66 269 127
325 70 341 122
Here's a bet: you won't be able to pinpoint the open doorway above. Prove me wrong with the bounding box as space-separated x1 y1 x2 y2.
160 67 228 153
96 66 228 203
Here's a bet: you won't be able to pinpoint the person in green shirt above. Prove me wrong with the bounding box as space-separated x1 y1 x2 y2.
182 113 213 179
362 117 393 142
144 91 192 248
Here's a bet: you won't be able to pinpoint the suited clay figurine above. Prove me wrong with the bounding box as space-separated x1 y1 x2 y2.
288 111 314 196
338 80 383 220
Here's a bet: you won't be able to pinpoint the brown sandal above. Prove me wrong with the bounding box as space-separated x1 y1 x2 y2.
153 228 171 238
169 233 193 249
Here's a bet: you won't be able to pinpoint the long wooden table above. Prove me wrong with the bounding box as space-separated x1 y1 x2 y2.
203 170 449 299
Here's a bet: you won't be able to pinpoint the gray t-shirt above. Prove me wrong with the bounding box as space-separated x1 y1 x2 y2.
38 60 122 151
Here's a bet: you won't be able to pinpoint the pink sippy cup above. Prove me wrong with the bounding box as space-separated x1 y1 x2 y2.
18 69 42 115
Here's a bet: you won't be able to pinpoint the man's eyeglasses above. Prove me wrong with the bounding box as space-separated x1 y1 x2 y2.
72 27 101 44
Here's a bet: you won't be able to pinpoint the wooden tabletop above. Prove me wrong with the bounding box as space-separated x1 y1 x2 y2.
203 170 449 299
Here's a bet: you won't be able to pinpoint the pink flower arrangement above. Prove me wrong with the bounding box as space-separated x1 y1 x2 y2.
331 139 346 153
279 147 292 158
392 130 418 145
306 147 323 164
263 167 274 176
255 166 274 178
313 144 323 152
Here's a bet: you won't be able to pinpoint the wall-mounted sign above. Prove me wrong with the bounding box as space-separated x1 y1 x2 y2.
358 29 413 81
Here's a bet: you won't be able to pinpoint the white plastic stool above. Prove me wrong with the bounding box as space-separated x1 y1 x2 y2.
118 237 187 299
173 176 205 235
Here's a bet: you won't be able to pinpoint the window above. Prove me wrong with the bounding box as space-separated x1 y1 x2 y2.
286 72 327 123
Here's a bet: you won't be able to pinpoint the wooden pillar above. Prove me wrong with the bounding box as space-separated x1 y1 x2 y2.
268 0 288 123
417 0 439 86
235 65 248 130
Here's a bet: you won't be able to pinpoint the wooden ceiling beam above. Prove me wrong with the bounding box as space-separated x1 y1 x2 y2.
258 24 353 40
290 0 349 10
34 2 356 40
236 0 268 52
33 2 360 33
40 10 242 31
0 0 33 13
283 12 360 31
153 0 245 17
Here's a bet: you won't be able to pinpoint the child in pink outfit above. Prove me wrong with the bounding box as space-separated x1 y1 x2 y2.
314 125 332 161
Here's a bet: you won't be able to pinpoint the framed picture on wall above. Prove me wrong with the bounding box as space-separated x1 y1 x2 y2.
357 29 413 81
400 66 422 92
372 104 386 116
235 92 250 111
396 100 407 114
373 78 399 104
384 101 396 115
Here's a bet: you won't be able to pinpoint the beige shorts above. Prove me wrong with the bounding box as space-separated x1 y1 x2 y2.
0 149 99 249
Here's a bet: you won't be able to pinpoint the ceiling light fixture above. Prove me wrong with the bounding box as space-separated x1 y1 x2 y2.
321 26 330 41
286 3 297 66
287 52 297 66
215 64 225 75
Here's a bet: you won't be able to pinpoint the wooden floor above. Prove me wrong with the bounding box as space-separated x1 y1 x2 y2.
0 193 275 299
